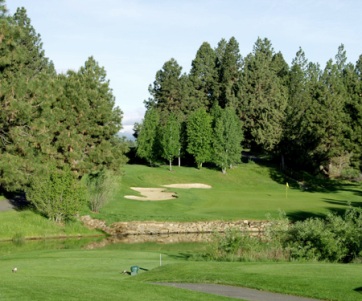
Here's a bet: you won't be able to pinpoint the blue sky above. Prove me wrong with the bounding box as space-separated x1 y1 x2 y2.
6 0 362 137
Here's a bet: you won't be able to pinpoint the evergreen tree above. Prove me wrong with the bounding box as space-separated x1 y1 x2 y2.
281 48 315 169
212 106 242 173
54 57 124 176
314 58 350 174
186 108 212 168
240 37 287 153
217 37 242 109
146 58 184 114
0 7 55 190
189 42 217 110
346 55 362 170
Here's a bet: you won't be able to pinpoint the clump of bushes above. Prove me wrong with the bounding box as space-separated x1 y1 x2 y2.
285 207 362 262
202 207 362 263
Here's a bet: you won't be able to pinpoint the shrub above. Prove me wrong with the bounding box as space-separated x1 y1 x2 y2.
284 207 362 262
27 166 86 223
85 169 116 212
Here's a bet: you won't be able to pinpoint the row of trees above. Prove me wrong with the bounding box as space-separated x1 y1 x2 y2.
136 106 242 173
0 3 128 221
136 37 362 177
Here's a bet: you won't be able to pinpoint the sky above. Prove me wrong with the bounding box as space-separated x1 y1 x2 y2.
5 0 362 138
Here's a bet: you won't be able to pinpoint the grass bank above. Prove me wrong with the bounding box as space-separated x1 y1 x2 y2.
95 163 362 223
0 209 100 241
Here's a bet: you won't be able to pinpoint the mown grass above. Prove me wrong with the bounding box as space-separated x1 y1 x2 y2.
95 163 362 223
1 240 361 301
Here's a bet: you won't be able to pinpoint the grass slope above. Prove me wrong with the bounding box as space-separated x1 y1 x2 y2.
95 163 362 223
1 241 361 301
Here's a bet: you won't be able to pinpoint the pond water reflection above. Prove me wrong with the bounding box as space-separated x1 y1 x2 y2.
0 233 214 254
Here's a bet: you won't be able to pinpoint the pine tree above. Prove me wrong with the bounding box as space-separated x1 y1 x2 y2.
217 37 242 109
281 48 314 169
0 7 56 190
240 37 287 153
345 55 362 170
189 42 217 110
146 58 184 114
53 57 124 176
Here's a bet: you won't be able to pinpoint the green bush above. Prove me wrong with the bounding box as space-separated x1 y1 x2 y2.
285 207 362 262
340 168 361 181
202 228 288 262
26 166 86 223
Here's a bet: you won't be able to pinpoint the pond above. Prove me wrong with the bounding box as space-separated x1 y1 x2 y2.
0 233 214 256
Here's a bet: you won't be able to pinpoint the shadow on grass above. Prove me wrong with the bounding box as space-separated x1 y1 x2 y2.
286 211 326 222
167 252 194 260
323 199 362 209
354 287 362 294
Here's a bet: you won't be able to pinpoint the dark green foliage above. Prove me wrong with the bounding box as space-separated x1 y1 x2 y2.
54 57 124 176
0 4 127 223
26 166 86 223
0 7 55 190
240 38 287 152
146 58 185 114
216 37 242 109
138 36 362 176
189 42 218 110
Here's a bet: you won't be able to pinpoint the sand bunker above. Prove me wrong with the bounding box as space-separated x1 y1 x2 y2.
124 183 211 201
125 187 176 201
163 183 211 189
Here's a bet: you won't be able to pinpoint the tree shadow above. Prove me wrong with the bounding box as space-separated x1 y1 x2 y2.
167 252 194 260
286 211 326 222
2 191 32 211
323 199 362 209
268 166 347 193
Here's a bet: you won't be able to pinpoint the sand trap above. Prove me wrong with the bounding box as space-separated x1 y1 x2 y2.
124 187 176 201
124 183 212 201
163 183 211 189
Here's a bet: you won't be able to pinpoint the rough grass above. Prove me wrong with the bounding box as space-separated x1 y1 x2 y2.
94 163 362 223
0 210 100 241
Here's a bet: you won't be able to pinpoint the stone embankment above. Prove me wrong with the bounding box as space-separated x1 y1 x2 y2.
80 215 271 237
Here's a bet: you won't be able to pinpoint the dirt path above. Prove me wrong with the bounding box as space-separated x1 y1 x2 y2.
154 283 324 301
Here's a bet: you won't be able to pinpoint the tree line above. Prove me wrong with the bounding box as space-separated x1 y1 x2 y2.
0 3 128 221
135 36 362 178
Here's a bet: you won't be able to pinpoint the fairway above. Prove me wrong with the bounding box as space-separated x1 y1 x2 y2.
95 163 362 223
1 240 361 301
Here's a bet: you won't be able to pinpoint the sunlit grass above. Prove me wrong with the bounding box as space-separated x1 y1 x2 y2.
95 163 362 223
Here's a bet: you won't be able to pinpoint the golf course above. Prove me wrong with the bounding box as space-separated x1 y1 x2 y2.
1 162 362 301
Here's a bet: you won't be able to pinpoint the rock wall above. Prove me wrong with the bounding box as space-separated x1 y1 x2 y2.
80 215 271 237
